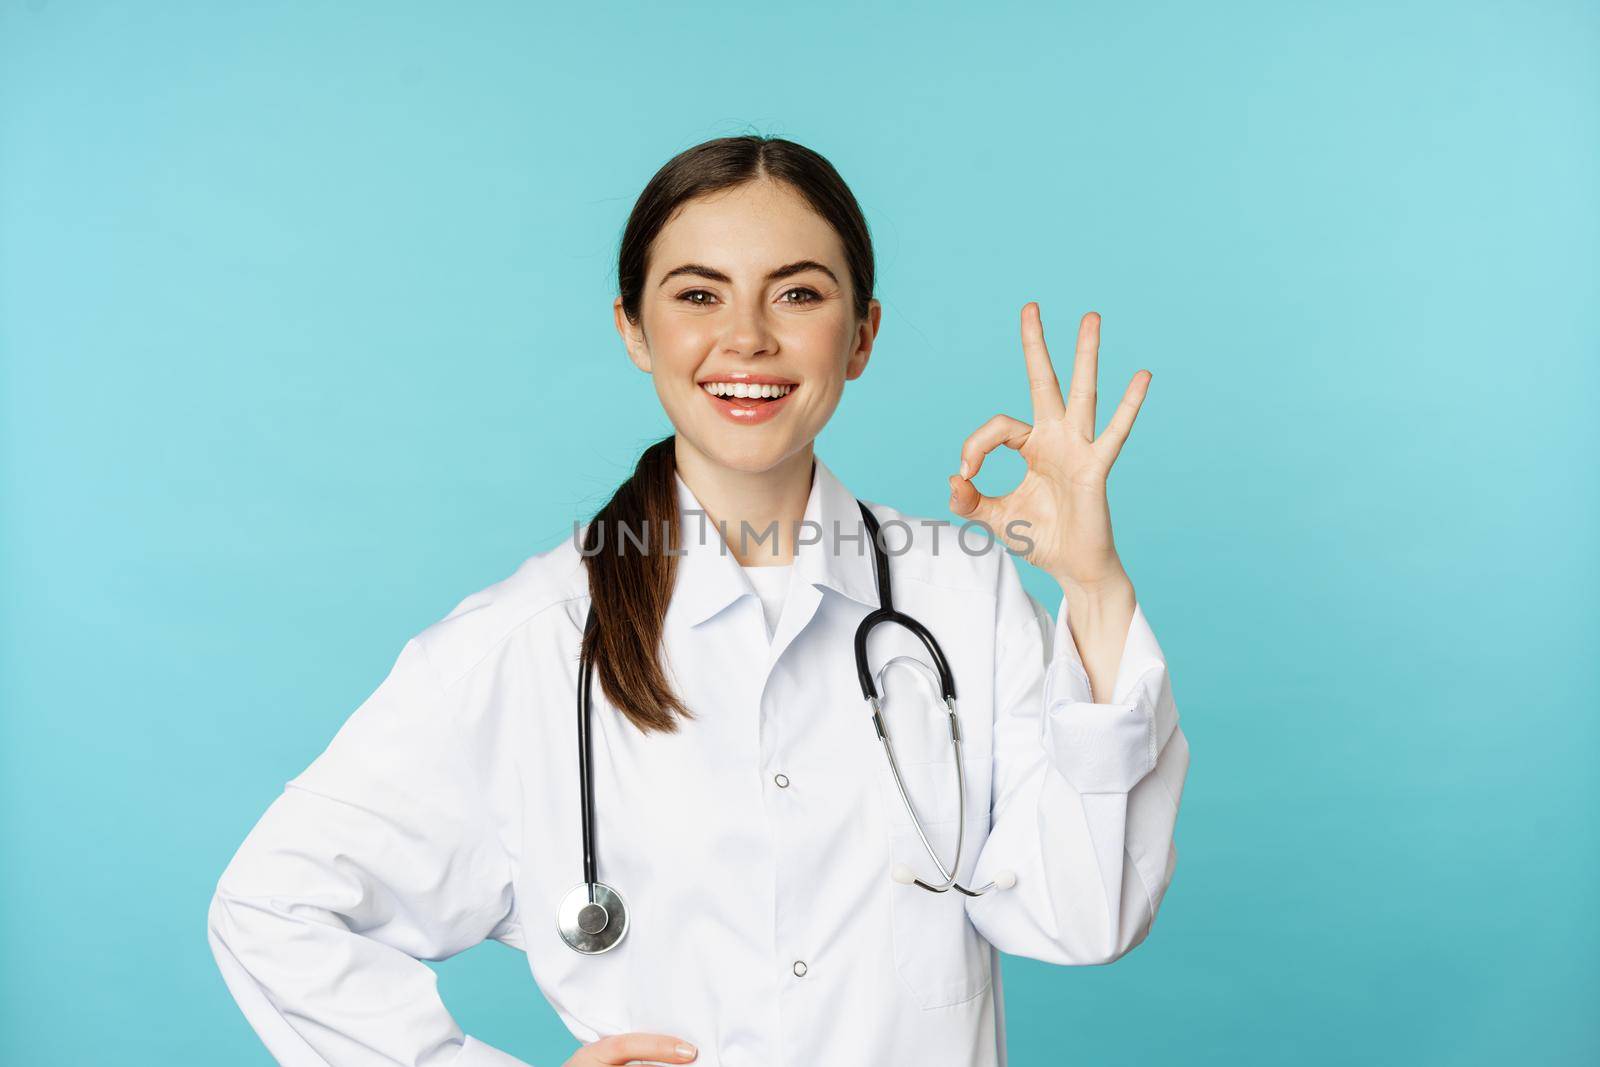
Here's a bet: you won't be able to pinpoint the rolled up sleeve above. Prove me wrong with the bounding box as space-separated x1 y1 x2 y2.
966 561 1190 966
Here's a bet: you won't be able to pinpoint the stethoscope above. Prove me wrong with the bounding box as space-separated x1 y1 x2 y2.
558 499 1015 955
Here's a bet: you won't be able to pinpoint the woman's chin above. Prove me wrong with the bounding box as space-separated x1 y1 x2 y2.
681 427 811 478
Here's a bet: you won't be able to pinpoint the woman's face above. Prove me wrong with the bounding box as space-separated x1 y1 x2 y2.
614 178 881 475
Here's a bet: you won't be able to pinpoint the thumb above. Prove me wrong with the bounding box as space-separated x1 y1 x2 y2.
949 474 1005 532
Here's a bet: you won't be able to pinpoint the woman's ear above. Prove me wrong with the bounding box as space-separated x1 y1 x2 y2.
614 296 652 373
844 299 882 381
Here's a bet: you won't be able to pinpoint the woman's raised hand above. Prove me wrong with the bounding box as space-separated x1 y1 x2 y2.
564 1032 698 1065
949 303 1149 596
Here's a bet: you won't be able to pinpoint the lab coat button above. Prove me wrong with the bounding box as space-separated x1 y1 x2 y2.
792 960 808 977
774 773 790 788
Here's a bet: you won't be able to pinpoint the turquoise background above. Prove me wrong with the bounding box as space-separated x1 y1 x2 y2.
2 1 1595 1063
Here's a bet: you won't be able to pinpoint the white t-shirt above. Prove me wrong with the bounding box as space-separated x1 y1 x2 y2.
741 562 793 641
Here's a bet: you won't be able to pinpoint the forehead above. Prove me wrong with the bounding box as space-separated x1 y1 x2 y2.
648 179 846 279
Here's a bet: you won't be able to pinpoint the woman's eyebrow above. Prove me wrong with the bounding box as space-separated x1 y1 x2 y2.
657 259 839 287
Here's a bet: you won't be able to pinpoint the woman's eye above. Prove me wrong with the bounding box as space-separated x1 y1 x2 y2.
677 288 821 307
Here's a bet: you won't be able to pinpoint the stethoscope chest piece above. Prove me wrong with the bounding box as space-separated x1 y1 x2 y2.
557 881 629 954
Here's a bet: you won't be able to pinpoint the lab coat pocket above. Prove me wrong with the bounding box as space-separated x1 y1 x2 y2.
875 749 994 831
884 812 994 1009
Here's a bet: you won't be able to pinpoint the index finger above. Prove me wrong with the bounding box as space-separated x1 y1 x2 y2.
586 1033 698 1064
1020 302 1065 422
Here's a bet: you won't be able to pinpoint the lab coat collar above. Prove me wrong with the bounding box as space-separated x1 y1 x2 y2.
669 454 879 629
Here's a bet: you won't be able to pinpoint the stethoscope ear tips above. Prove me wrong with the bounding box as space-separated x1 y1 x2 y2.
891 863 1017 891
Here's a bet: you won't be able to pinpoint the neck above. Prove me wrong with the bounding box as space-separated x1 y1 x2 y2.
673 438 814 567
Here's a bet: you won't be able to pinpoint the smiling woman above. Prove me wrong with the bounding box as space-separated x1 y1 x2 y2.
207 135 1189 1067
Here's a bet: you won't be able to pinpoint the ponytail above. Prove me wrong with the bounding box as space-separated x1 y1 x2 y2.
580 436 694 734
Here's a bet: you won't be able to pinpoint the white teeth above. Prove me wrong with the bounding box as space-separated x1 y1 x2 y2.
702 382 793 399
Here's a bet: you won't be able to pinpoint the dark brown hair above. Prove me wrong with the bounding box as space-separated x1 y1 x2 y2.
583 135 875 734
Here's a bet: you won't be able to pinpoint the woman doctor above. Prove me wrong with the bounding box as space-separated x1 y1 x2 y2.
208 136 1190 1067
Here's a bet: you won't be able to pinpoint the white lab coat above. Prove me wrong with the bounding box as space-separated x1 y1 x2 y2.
208 456 1189 1066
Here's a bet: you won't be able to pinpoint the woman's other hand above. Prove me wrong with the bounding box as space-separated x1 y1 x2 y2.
950 303 1147 698
564 1032 698 1065
950 303 1148 594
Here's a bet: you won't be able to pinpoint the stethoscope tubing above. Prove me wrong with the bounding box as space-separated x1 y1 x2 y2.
577 607 600 893
854 503 1000 896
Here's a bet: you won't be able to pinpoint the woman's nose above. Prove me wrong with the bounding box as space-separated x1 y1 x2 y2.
721 300 778 359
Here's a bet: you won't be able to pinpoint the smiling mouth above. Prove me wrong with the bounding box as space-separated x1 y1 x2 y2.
699 381 797 406
697 377 800 424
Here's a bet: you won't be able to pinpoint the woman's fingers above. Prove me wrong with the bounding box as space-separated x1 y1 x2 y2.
1094 370 1152 468
1020 302 1066 423
1065 311 1101 438
952 413 1031 531
957 413 1032 481
580 1032 697 1064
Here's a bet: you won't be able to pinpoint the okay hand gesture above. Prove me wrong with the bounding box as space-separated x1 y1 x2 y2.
949 303 1150 596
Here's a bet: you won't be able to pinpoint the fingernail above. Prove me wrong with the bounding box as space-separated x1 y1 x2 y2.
959 461 970 478
677 1043 698 1059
